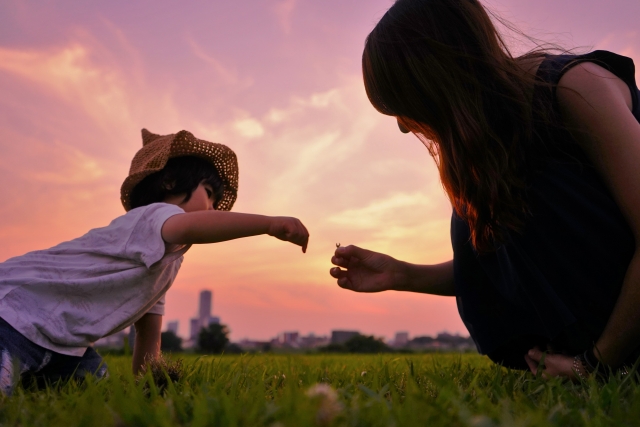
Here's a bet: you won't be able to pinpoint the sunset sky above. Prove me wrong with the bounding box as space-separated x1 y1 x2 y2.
1 0 638 342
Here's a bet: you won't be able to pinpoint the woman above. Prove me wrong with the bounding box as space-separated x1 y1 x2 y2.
330 0 640 380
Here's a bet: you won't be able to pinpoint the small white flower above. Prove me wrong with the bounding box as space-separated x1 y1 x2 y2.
307 383 343 425
306 383 338 400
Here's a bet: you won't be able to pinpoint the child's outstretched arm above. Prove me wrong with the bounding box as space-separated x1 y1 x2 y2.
161 211 309 252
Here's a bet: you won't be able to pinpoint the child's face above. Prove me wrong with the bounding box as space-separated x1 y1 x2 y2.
164 181 217 212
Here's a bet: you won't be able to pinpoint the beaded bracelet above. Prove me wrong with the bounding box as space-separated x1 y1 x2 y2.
572 353 589 380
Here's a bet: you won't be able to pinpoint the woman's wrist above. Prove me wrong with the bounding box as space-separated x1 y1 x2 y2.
577 346 630 380
388 260 412 292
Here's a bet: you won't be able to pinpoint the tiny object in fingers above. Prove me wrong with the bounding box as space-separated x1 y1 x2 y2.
336 243 341 248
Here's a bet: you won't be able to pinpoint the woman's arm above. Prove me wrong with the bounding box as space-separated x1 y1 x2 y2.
558 62 640 367
162 211 309 252
330 245 455 296
527 61 640 377
132 313 162 375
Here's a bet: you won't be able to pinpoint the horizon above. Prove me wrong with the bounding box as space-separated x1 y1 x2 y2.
170 288 471 342
1 0 638 341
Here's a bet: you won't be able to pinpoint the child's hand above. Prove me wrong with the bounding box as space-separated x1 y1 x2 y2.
267 217 309 253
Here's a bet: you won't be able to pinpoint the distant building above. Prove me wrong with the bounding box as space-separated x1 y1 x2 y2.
189 318 200 341
331 330 360 344
300 333 330 348
407 332 476 351
277 331 300 346
199 290 212 319
237 339 271 352
393 332 409 347
166 321 179 335
239 332 331 351
189 289 220 341
128 325 136 347
93 329 129 348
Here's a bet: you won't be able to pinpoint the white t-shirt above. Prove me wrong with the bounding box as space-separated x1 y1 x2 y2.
0 203 189 356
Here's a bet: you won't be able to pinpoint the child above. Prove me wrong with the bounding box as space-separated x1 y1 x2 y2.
0 129 309 394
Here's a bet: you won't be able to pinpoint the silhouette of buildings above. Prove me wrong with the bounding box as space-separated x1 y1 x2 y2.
401 332 475 351
393 332 409 347
189 290 220 341
93 289 476 353
277 331 299 346
128 325 136 347
238 331 330 351
166 321 179 335
331 330 360 344
93 329 129 348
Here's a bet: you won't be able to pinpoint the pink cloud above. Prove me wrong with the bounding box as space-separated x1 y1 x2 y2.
274 0 297 35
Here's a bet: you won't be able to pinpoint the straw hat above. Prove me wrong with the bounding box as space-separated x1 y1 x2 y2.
120 129 239 211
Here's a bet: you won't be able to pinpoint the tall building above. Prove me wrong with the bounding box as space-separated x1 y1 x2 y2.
393 332 409 347
166 321 179 335
128 325 136 348
189 289 220 341
190 318 200 341
199 290 212 319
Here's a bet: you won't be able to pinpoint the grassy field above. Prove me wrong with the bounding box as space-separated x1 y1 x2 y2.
2 352 640 426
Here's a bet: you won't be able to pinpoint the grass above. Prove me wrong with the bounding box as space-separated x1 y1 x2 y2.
1 353 640 426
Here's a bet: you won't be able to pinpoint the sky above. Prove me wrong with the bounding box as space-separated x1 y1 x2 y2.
0 0 638 342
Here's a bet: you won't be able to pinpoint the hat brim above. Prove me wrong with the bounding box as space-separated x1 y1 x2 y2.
120 130 238 211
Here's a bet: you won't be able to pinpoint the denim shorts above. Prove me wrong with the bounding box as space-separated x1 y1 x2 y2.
0 317 107 395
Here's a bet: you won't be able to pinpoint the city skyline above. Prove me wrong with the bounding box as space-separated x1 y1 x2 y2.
166 290 467 344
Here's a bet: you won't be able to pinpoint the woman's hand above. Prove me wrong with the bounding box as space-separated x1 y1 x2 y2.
524 347 579 381
329 245 406 292
267 216 310 253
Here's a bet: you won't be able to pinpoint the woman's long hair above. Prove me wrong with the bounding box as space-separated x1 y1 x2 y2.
363 0 556 252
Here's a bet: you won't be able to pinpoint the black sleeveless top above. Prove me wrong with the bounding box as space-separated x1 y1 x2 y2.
452 50 640 369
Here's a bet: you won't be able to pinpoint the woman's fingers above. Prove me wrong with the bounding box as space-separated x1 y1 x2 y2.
527 347 543 362
330 267 352 289
524 354 538 375
331 256 349 267
334 244 368 259
525 347 541 376
525 347 577 380
330 266 349 280
329 267 341 278
337 277 352 288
